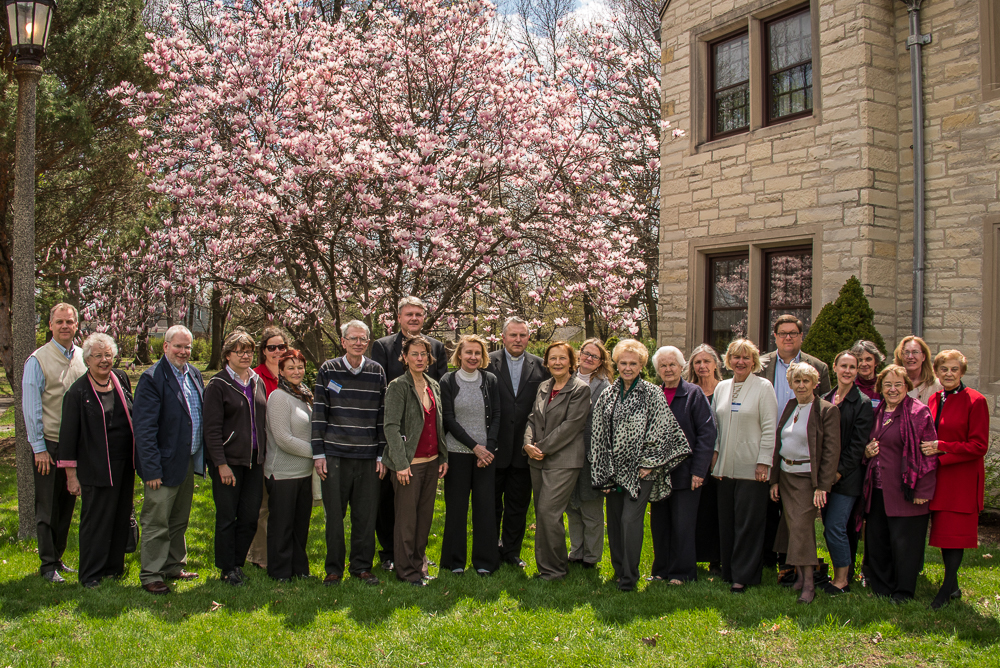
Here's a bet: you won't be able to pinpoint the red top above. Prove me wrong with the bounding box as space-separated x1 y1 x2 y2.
548 389 559 404
663 386 678 405
928 386 990 514
253 364 279 397
413 387 439 459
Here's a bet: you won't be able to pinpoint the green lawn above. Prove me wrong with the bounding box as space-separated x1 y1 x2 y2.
1 451 1000 668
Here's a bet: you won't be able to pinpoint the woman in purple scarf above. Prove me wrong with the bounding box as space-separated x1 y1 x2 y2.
861 364 938 603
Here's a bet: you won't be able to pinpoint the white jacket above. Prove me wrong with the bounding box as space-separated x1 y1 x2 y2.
711 374 778 480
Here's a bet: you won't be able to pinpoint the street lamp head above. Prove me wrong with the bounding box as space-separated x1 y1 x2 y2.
4 0 55 65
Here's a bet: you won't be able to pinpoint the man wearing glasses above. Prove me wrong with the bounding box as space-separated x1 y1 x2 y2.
132 325 205 594
312 320 387 586
22 303 87 583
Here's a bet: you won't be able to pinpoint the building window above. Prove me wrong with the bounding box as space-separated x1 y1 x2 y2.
761 247 813 350
983 0 1000 101
765 9 813 123
711 33 750 138
706 253 749 353
984 218 1000 384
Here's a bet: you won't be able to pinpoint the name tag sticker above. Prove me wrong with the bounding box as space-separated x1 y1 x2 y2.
327 380 343 394
731 403 741 413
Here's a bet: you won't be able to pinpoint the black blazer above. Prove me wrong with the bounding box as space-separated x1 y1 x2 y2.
133 358 205 486
370 331 448 383
666 380 717 488
57 370 133 487
440 370 501 453
824 384 874 497
486 349 550 469
203 368 268 468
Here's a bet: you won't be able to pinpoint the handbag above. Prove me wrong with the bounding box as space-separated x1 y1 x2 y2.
125 506 140 553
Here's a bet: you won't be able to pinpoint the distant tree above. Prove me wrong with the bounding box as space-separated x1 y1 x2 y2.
802 276 888 370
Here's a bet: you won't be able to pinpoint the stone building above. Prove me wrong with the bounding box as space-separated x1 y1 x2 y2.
656 0 999 447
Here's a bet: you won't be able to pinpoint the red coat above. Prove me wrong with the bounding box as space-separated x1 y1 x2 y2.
928 386 990 514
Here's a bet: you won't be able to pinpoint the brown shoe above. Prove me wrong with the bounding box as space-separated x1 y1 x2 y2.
142 581 170 595
166 570 199 581
356 571 379 586
323 573 341 587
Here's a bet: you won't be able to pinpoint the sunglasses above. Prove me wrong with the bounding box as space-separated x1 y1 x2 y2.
266 344 288 352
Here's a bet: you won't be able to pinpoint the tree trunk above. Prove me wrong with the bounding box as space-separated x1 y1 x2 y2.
583 293 595 339
207 285 224 370
134 322 153 365
644 276 658 341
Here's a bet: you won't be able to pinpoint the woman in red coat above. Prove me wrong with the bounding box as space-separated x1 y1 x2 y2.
921 349 990 609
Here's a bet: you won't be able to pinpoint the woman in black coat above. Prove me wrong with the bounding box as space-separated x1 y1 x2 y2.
203 330 268 586
820 350 874 594
57 333 134 589
440 335 502 575
648 346 717 583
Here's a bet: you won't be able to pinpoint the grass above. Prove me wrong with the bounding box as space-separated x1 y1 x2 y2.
2 449 1000 667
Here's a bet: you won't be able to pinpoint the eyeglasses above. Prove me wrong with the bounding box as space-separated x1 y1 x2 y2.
579 351 600 361
775 331 801 339
88 353 114 361
265 344 287 352
233 350 254 358
343 336 369 344
901 351 922 358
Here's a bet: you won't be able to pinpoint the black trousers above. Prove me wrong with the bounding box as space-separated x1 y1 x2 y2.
717 477 768 586
376 473 395 562
694 474 720 563
209 462 264 573
441 452 499 573
320 457 380 577
650 486 702 581
762 497 786 568
863 489 929 601
35 439 77 574
79 459 135 584
494 464 532 564
266 476 312 580
606 480 653 591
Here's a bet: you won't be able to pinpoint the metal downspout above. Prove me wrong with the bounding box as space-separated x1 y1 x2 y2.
904 0 931 337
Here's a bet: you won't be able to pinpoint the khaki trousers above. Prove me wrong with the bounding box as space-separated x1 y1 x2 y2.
530 467 580 580
140 458 195 584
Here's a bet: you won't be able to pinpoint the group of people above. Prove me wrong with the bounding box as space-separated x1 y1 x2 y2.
23 302 990 608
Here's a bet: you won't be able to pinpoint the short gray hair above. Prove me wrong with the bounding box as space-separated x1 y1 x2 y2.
397 296 426 313
340 319 370 338
652 345 685 369
851 339 885 365
502 316 529 334
164 325 193 343
82 332 118 359
787 361 820 385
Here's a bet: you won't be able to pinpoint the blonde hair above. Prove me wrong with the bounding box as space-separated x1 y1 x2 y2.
786 361 820 385
724 338 762 373
893 335 935 388
933 349 967 375
612 339 649 367
450 334 490 369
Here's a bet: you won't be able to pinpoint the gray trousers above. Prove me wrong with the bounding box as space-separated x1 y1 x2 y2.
530 467 580 580
606 479 653 591
320 457 380 578
567 494 604 564
140 458 195 585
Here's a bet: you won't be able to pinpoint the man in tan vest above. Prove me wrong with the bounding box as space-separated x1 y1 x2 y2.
21 303 87 583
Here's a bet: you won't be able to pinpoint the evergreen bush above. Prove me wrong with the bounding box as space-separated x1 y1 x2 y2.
801 276 888 370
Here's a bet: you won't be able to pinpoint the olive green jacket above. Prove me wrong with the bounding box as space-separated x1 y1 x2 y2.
382 371 448 472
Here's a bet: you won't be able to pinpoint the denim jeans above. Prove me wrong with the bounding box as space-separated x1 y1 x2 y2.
822 492 857 568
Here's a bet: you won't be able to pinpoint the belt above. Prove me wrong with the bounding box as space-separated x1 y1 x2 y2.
782 458 810 466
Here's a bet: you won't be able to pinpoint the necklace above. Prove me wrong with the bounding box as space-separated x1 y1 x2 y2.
89 371 111 389
792 404 805 423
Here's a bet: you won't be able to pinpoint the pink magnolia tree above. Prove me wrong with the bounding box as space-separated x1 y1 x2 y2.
92 0 648 349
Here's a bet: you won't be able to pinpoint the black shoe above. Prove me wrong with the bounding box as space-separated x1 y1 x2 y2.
221 570 244 586
82 579 101 589
730 584 747 594
931 588 962 610
582 562 598 570
568 557 583 565
56 562 77 574
410 579 428 587
477 569 492 577
505 558 527 569
820 581 850 595
41 570 66 584
380 560 394 572
273 577 291 583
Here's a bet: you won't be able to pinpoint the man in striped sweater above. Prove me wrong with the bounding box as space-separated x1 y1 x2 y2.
312 320 387 586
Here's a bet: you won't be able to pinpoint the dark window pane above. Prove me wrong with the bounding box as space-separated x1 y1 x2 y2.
770 63 812 120
767 10 812 122
768 11 811 71
763 249 813 352
708 254 749 354
712 34 749 136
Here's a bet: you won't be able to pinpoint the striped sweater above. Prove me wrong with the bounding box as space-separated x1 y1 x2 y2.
312 357 386 459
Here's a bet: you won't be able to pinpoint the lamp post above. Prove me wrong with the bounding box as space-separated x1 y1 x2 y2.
5 0 55 540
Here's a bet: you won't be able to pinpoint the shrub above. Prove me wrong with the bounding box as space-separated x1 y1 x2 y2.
801 276 888 370
190 337 211 362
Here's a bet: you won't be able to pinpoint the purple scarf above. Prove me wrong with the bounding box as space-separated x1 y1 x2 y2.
868 394 938 501
855 375 878 401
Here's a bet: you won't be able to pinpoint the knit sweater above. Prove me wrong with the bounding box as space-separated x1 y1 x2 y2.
265 388 314 480
312 357 386 459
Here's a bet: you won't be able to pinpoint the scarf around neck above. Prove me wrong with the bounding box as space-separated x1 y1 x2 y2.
871 394 937 501
278 375 314 405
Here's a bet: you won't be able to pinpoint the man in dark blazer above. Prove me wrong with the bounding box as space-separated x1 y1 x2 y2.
133 325 205 594
487 316 550 568
756 313 831 573
369 296 448 570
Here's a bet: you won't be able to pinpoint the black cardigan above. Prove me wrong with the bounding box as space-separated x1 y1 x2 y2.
824 384 874 497
665 380 717 488
440 370 501 453
57 369 134 487
203 369 268 468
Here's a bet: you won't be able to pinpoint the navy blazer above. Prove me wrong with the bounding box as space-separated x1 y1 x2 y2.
370 331 448 384
665 380 717 488
132 357 205 486
486 349 550 470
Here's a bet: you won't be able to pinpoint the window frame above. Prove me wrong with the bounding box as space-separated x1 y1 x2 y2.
705 251 751 352
759 245 814 348
709 31 752 140
763 6 814 126
983 217 1000 386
